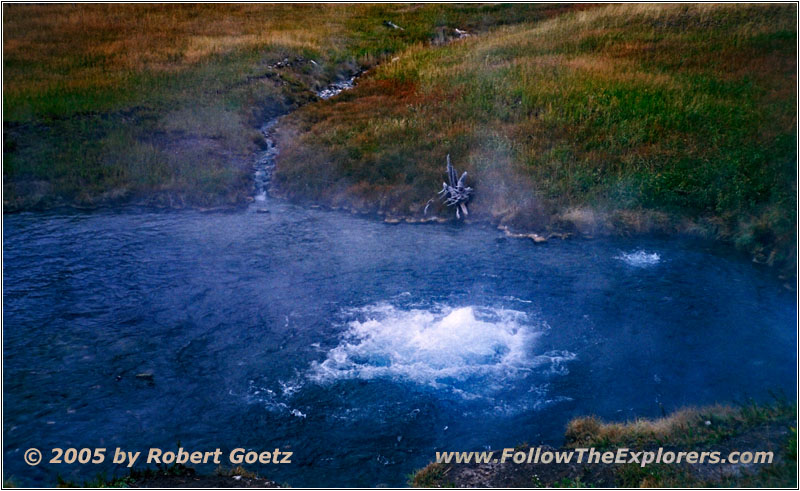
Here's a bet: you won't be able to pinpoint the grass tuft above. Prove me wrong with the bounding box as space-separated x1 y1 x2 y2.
565 401 795 449
409 462 453 488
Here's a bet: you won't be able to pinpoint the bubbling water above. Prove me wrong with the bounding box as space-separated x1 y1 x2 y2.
617 250 661 267
309 303 574 398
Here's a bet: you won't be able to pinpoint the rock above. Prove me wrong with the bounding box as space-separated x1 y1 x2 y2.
498 224 571 243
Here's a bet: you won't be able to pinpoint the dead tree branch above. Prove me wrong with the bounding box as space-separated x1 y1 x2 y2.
424 154 473 219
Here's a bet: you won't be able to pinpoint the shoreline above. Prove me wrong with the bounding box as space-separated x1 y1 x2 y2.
3 57 794 283
7 192 793 291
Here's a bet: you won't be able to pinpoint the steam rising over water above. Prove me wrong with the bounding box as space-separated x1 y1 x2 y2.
3 208 795 487
309 303 575 398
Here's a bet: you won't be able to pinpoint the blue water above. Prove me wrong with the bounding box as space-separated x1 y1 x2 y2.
3 203 796 486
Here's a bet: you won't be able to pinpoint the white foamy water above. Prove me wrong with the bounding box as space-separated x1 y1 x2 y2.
616 250 661 267
251 118 279 204
246 380 308 418
317 75 357 99
309 303 574 397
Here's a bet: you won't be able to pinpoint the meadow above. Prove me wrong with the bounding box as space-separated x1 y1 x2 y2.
3 4 556 209
273 3 796 274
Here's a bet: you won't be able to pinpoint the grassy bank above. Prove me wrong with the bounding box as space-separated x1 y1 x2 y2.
410 401 797 487
3 4 558 211
273 4 796 274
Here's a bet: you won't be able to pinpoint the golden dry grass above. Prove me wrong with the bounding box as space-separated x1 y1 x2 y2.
565 406 731 447
3 4 355 97
565 401 794 449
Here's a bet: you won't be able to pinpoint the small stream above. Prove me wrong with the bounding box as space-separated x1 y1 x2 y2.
252 119 279 205
251 75 357 209
316 74 358 100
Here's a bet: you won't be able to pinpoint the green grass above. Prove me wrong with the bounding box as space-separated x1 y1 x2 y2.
552 476 594 488
3 4 551 211
273 3 796 274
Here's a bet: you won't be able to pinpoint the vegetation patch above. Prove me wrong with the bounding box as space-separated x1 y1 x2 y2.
3 4 552 212
47 463 277 488
409 462 453 488
565 399 795 448
273 3 796 275
410 401 797 488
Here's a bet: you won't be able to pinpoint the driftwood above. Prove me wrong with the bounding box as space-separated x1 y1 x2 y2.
424 154 473 219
